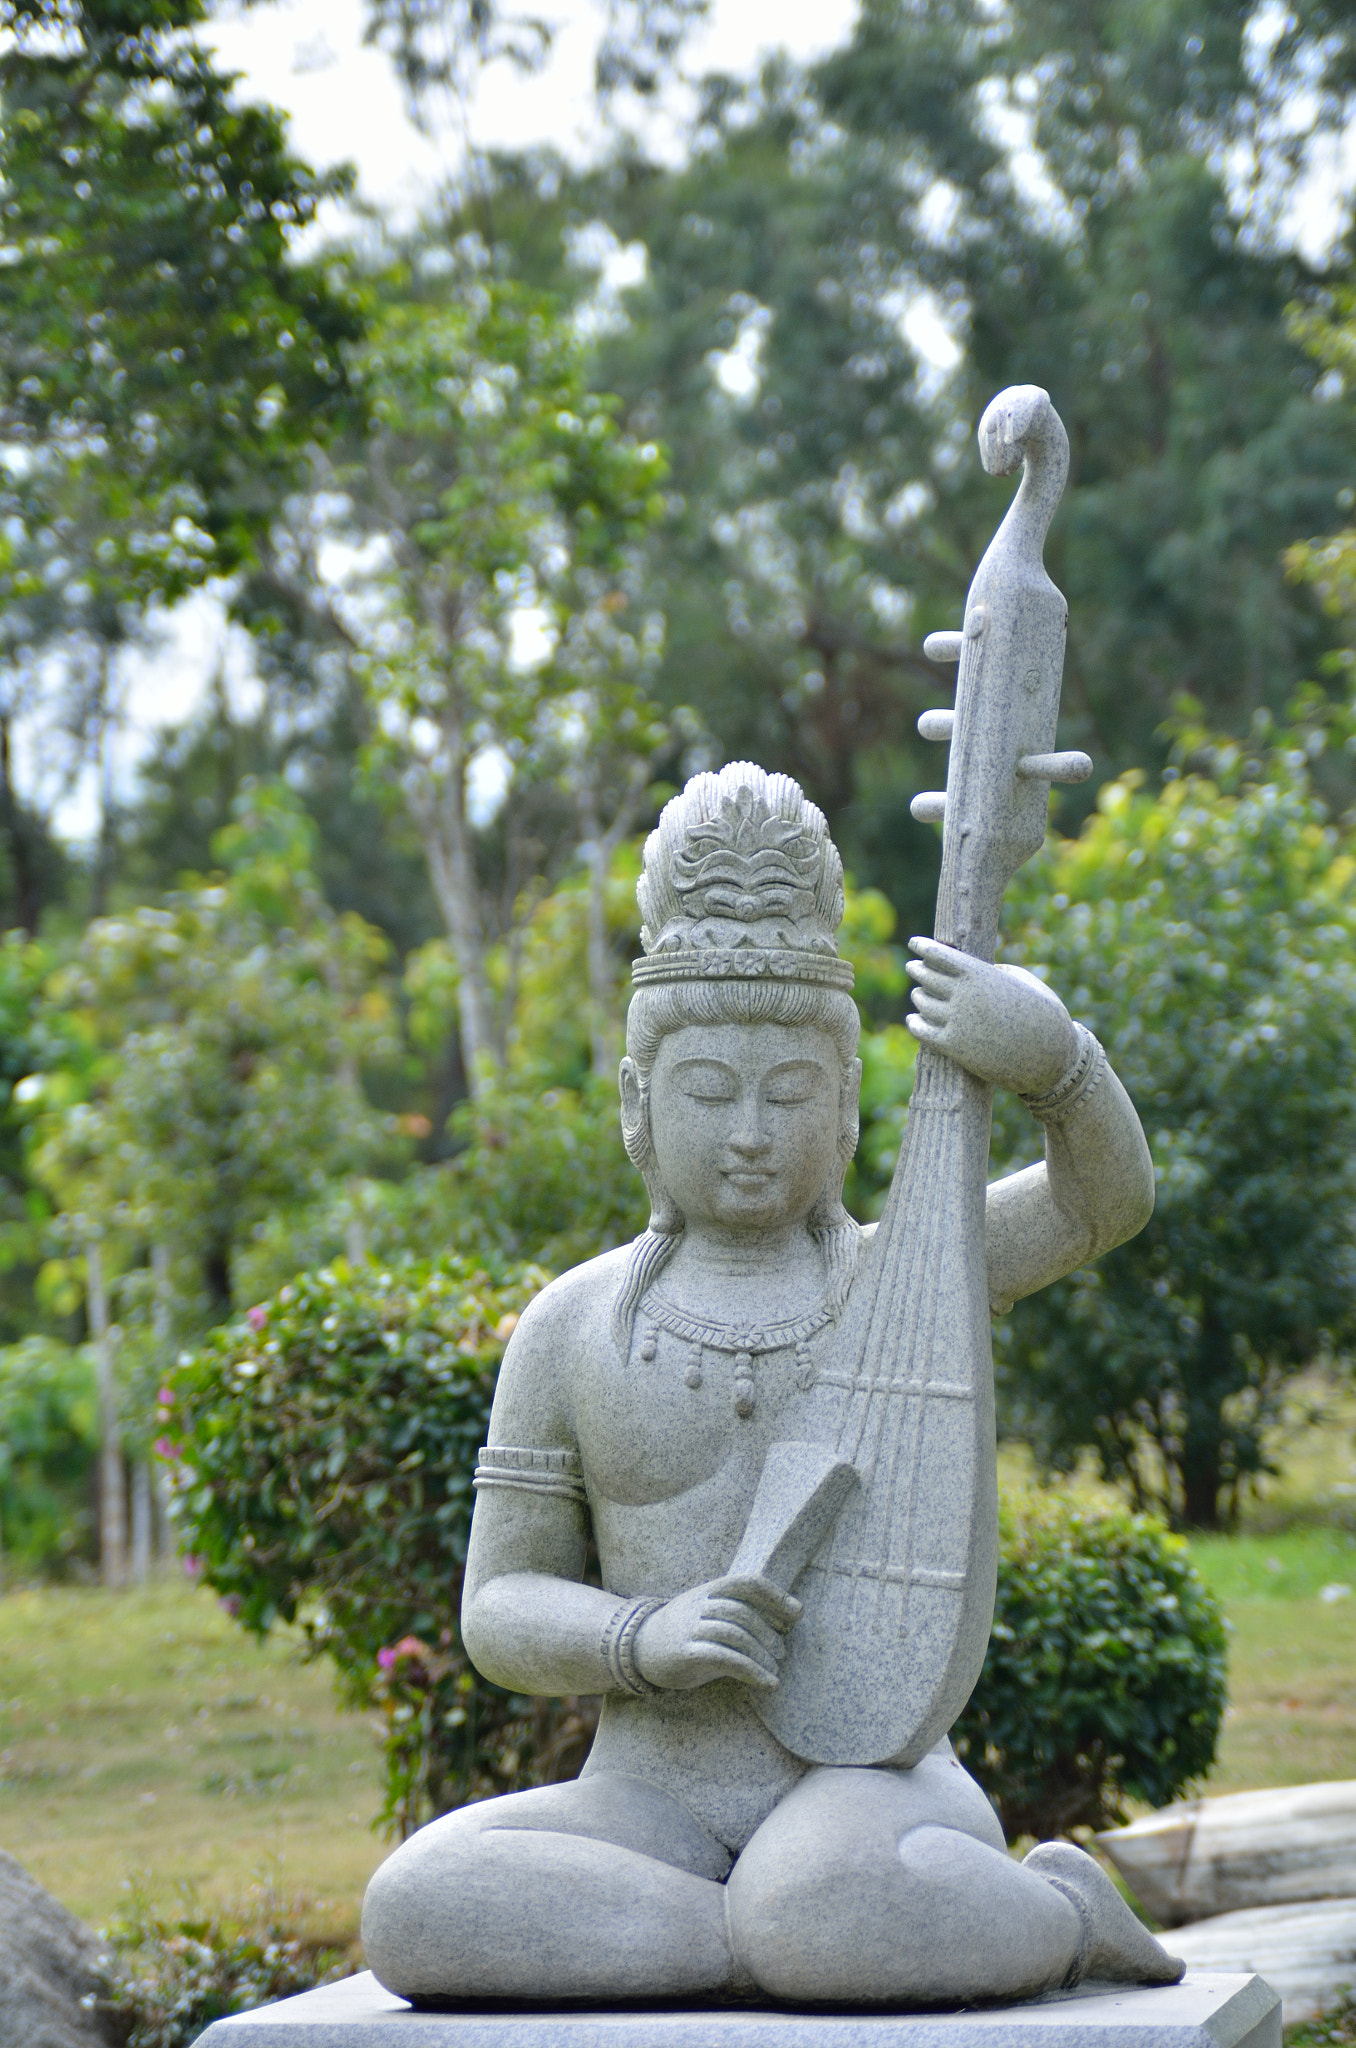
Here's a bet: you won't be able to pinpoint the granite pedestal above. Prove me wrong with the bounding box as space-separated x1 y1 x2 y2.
191 1971 1279 2048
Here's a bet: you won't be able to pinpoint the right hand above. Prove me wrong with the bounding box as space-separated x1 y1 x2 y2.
633 1574 801 1691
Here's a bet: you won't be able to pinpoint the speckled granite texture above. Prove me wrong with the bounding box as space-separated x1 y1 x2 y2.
191 1971 1280 2048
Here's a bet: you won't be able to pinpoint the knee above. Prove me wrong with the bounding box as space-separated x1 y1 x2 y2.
360 1811 482 1995
727 1805 912 2002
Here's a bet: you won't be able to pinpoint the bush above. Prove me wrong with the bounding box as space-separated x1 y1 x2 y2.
0 1336 98 1573
106 1880 348 2048
952 1497 1228 1840
165 1256 597 1838
171 1267 1226 1846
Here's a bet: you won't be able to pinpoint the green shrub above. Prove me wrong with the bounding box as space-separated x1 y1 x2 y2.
952 1497 1228 1839
171 1267 1226 1846
106 1881 348 2048
165 1256 597 1838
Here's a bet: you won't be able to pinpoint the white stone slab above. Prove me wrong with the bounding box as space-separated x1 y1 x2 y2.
1098 1782 1356 1925
1170 1900 1356 2025
191 1971 1279 2048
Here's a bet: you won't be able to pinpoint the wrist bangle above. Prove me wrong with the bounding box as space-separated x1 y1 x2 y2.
1020 1025 1106 1124
601 1596 665 1696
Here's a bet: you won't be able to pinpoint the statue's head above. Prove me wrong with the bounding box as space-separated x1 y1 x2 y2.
615 763 862 1337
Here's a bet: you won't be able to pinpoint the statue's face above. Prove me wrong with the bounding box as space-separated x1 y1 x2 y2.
643 1021 844 1233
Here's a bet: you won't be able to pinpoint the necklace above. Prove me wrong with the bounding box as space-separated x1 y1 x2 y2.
638 1289 836 1417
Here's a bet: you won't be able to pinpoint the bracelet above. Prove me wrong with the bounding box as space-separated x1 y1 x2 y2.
600 1596 665 1696
1020 1024 1106 1125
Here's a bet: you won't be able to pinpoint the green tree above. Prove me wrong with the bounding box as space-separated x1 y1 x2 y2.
328 269 667 1091
990 742 1356 1529
30 784 399 1328
0 1336 99 1574
450 0 1356 919
0 0 364 927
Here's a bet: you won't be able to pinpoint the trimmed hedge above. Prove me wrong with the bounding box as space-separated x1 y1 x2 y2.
163 1256 597 1837
953 1496 1228 1838
168 1263 1226 1840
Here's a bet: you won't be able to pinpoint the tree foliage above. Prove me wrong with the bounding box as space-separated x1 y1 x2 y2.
0 1336 98 1570
29 783 398 1327
992 741 1356 1527
450 0 1356 919
0 0 361 592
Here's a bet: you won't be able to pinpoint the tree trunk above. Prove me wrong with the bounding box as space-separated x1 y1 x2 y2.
130 1462 152 1585
204 1239 232 1320
151 1242 177 1562
89 642 117 921
87 1240 127 1590
153 1461 175 1564
344 1184 368 1265
578 758 649 1080
0 713 43 934
414 723 498 1099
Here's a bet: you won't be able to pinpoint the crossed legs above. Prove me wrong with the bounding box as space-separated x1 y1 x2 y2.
361 1749 1171 2006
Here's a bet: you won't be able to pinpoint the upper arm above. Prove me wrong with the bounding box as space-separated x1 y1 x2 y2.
464 1281 591 1601
984 1160 1092 1312
984 1057 1154 1311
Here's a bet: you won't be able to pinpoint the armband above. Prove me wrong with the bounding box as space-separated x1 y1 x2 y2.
473 1445 587 1505
1019 1025 1106 1125
600 1596 665 1697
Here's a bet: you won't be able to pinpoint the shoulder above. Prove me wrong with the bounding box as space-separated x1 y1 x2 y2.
512 1242 634 1350
495 1244 634 1398
488 1246 633 1444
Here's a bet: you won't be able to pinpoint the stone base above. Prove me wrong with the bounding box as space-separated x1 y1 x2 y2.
191 1971 1279 2048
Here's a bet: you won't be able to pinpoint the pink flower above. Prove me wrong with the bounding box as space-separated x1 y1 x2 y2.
377 1646 397 1671
182 1554 202 1579
392 1635 428 1661
246 1305 267 1331
153 1436 180 1461
219 1594 241 1618
157 1388 174 1407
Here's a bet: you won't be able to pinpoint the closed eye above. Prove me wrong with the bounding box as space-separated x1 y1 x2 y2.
764 1062 825 1105
673 1061 739 1102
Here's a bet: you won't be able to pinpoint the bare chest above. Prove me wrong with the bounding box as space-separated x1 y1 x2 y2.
574 1297 838 1596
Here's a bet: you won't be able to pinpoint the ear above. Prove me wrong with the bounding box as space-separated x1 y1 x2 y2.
840 1056 863 1155
619 1057 649 1167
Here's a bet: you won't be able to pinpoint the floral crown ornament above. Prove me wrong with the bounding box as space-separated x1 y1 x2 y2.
632 762 854 992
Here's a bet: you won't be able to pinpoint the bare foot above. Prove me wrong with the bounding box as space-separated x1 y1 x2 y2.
1024 1841 1185 1989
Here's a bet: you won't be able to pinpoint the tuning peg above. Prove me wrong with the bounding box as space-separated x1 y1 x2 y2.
923 632 964 665
1015 751 1093 785
917 709 954 743
911 792 947 823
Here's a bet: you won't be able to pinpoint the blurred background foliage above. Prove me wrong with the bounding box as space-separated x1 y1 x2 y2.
0 0 1354 1871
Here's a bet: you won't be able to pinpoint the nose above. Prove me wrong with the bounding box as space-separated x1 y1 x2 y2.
728 1091 772 1157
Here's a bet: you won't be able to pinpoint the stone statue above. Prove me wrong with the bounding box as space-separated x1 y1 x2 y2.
360 388 1184 2010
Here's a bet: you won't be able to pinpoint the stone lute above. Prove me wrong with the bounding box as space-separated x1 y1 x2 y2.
737 385 1086 1767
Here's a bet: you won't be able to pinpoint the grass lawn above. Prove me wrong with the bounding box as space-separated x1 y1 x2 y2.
0 1577 386 1944
1191 1533 1356 1792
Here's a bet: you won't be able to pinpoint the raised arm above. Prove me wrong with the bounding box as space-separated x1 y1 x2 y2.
984 1027 1152 1311
904 937 1154 1313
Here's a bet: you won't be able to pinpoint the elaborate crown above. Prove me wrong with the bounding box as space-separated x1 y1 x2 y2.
632 762 853 992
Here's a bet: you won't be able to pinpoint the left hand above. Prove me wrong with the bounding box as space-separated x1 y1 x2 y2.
906 938 1078 1096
